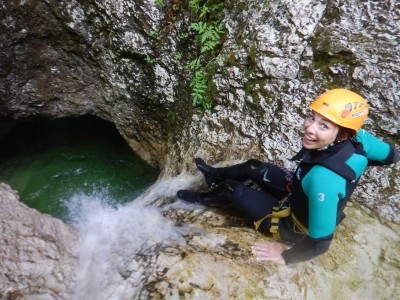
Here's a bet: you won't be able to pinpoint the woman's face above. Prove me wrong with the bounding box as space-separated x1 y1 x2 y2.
302 110 339 149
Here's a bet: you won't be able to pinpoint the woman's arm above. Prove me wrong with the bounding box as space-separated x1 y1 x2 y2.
251 236 332 264
357 129 400 164
280 167 345 264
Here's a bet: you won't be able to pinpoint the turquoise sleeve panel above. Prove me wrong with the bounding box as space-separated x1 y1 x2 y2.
356 129 390 161
302 166 347 239
345 153 368 178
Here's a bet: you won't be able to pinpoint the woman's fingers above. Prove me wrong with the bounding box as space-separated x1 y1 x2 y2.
251 242 287 263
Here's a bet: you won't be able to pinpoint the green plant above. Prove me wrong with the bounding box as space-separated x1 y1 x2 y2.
189 0 201 13
145 55 155 64
155 0 164 8
190 70 210 110
190 22 223 52
150 28 161 40
175 52 183 60
187 58 202 70
186 0 225 110
178 32 189 39
145 0 225 111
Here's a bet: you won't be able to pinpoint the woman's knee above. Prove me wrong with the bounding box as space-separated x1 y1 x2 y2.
244 159 264 168
232 185 278 220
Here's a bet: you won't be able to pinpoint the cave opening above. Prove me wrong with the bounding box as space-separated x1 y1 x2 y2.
0 115 159 222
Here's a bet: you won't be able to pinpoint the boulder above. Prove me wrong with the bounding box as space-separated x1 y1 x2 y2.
0 183 78 299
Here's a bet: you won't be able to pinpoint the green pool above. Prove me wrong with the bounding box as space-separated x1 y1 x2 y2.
0 116 159 222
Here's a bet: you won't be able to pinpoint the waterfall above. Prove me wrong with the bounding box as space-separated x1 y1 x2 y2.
66 174 201 299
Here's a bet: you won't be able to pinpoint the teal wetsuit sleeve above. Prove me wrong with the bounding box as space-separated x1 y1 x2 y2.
281 166 346 264
282 236 332 264
357 129 399 164
304 166 346 238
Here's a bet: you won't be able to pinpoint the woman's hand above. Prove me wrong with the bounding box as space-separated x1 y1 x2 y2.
251 242 287 264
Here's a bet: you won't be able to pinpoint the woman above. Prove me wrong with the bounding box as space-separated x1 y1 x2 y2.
177 89 399 264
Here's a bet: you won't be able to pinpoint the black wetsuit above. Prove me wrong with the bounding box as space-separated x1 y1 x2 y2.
189 130 399 264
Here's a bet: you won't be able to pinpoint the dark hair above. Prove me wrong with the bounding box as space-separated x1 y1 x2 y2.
336 127 355 142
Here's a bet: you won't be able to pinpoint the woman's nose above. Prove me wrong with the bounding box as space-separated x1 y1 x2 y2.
305 122 316 134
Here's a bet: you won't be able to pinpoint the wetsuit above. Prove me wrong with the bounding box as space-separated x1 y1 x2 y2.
187 129 399 264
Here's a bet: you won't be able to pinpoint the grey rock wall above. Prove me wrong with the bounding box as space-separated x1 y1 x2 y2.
173 0 400 222
0 183 78 299
0 0 399 298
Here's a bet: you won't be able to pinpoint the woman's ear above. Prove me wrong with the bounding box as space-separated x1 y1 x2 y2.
336 127 354 142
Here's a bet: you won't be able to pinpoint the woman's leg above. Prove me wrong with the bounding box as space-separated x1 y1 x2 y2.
195 158 263 184
231 183 280 235
177 180 280 235
177 180 237 207
196 158 292 199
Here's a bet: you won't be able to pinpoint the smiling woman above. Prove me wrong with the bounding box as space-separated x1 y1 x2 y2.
302 111 340 149
177 88 400 264
0 116 159 222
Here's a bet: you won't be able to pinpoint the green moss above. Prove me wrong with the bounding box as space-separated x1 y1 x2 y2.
225 51 237 67
313 51 353 70
237 3 248 12
253 92 261 106
235 31 246 45
167 111 177 125
298 67 314 80
243 42 259 77
323 1 341 23
243 78 271 108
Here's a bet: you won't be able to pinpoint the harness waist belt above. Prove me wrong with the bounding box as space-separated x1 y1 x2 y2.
253 207 309 240
253 206 291 240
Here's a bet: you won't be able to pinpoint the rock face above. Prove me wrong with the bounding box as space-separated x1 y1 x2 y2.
0 0 398 220
0 0 399 298
0 183 78 299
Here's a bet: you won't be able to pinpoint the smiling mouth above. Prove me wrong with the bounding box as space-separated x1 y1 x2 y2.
304 135 316 142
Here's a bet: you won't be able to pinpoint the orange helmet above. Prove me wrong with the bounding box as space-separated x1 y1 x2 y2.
309 89 368 133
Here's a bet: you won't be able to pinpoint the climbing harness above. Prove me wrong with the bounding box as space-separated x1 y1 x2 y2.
253 194 292 241
290 211 309 234
253 192 312 241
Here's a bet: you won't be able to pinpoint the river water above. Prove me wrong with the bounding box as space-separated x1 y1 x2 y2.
0 116 191 298
0 116 159 222
67 175 193 299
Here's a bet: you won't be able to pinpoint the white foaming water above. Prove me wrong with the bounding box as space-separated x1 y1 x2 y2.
62 172 400 299
66 174 201 300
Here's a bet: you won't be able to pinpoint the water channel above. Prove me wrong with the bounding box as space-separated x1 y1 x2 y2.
0 115 188 298
0 116 159 222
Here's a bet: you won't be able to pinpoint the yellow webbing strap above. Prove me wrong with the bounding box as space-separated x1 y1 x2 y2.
253 203 309 241
253 206 292 241
291 212 309 234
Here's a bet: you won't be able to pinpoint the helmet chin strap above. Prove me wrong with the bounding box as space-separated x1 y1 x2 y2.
316 129 356 151
317 128 343 151
317 141 337 151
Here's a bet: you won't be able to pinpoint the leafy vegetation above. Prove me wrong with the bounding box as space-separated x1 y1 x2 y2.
186 0 225 110
155 0 165 8
145 55 155 64
148 0 225 111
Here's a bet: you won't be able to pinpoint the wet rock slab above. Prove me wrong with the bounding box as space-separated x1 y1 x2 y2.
0 183 78 299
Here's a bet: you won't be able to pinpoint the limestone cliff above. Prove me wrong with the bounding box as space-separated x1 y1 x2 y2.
0 0 399 298
0 183 78 299
1 0 398 220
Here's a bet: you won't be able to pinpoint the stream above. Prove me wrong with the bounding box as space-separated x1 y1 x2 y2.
0 116 159 222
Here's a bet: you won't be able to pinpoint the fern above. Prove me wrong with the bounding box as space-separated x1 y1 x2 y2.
155 0 164 8
187 0 225 111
